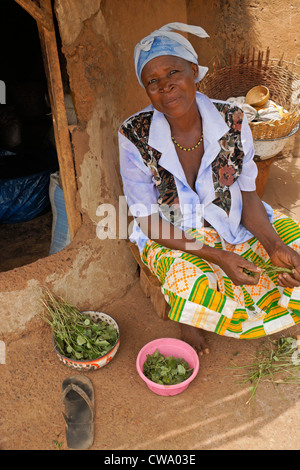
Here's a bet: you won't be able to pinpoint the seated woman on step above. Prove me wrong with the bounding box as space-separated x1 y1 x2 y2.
118 23 300 354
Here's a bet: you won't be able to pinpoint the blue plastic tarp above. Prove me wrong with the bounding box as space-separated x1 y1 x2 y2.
0 169 51 223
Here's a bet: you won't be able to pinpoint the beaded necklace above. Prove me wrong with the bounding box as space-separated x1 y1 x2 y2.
171 133 203 152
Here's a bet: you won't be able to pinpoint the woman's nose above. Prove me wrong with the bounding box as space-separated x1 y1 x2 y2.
159 78 174 93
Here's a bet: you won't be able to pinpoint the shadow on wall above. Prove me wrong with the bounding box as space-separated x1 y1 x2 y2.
187 0 260 70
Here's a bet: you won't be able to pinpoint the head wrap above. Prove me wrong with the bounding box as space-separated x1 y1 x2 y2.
134 22 209 87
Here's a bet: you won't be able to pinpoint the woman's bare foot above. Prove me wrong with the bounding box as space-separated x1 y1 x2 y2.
180 324 210 355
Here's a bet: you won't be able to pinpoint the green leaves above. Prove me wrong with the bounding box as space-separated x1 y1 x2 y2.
41 290 118 361
56 319 117 360
143 349 193 385
177 364 186 375
243 268 257 277
77 335 87 346
243 260 294 278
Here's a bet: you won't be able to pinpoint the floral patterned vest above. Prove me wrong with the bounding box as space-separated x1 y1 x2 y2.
120 102 244 224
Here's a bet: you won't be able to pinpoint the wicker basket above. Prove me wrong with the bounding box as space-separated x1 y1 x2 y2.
198 50 300 140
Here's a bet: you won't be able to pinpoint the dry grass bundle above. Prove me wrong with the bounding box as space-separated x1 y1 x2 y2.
231 336 300 404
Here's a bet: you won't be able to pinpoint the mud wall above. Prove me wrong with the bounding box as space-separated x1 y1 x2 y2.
187 0 300 69
0 0 187 334
1 0 299 334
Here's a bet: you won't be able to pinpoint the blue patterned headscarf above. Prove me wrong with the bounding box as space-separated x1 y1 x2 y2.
134 22 209 87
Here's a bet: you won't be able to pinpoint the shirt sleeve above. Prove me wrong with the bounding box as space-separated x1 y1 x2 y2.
237 113 258 191
118 131 160 217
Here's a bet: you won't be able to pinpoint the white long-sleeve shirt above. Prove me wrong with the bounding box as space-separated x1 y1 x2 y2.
119 92 273 251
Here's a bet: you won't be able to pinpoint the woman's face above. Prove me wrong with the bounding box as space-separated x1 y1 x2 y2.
141 55 199 120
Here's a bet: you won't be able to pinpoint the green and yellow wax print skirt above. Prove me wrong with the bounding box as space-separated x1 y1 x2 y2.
140 210 300 339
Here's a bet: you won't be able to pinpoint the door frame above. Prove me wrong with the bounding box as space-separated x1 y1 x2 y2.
14 0 82 240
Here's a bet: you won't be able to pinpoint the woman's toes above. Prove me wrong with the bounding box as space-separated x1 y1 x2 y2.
180 324 209 355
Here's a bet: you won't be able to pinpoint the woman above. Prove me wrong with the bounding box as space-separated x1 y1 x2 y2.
118 23 300 354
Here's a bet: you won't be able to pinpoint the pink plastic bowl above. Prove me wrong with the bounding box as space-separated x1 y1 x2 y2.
136 338 199 396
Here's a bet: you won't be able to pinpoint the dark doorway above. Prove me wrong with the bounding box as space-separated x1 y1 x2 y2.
0 0 60 272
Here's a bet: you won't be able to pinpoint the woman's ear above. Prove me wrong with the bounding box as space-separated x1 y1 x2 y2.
191 63 199 81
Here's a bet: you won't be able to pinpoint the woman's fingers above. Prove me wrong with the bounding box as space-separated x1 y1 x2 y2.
242 272 260 285
277 272 300 288
239 265 261 285
277 253 300 287
243 259 263 272
271 246 300 286
292 268 300 282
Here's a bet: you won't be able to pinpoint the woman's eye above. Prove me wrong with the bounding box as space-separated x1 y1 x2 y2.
148 78 157 85
169 70 178 76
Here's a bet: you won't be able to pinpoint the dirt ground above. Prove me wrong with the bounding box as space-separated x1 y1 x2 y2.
1 137 300 451
0 210 52 272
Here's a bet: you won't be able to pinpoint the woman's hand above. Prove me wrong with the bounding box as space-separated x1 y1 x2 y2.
240 191 300 288
269 242 300 288
217 251 262 286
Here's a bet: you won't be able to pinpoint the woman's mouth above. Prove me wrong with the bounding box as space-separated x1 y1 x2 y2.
165 96 180 106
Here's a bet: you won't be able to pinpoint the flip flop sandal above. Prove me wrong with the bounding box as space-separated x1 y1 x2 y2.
62 375 94 450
